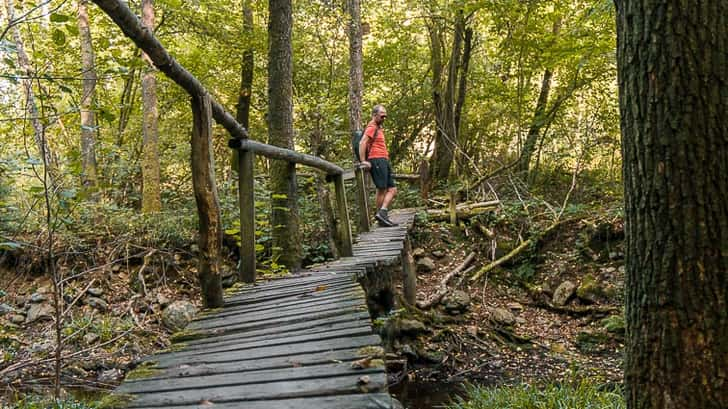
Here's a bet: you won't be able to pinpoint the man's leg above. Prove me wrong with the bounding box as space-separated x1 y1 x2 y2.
376 189 386 210
381 187 397 210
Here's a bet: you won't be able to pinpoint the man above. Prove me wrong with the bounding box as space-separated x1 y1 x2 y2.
359 104 398 227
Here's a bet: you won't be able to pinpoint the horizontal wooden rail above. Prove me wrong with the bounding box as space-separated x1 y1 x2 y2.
342 170 420 181
228 138 344 176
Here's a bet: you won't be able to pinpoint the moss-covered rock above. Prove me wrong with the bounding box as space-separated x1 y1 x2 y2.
98 393 135 409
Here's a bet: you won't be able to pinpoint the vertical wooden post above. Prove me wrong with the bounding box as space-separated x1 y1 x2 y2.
402 237 417 306
191 93 223 308
333 173 353 257
355 166 370 232
449 191 457 225
238 148 256 283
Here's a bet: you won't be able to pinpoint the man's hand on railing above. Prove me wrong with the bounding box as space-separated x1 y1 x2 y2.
358 161 371 170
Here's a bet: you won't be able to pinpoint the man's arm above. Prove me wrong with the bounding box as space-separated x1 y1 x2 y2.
359 127 373 169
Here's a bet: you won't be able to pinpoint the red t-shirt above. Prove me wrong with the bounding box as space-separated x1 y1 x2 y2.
363 120 389 159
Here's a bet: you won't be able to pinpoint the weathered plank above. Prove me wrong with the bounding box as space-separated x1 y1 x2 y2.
130 393 395 409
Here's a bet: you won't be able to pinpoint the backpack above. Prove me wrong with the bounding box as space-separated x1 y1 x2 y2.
351 124 379 162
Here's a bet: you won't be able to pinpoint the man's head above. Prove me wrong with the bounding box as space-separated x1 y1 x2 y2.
372 104 387 125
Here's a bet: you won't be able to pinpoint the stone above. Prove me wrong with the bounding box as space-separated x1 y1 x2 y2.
412 248 426 258
156 293 172 307
487 307 516 326
552 280 577 306
98 368 123 383
87 287 104 297
84 333 100 345
0 303 16 315
442 290 470 314
399 343 417 358
86 297 109 312
14 295 27 307
576 274 603 303
431 250 445 258
416 257 436 273
398 319 427 336
162 301 198 332
26 303 54 323
29 293 48 304
9 313 25 324
506 302 524 311
608 251 624 260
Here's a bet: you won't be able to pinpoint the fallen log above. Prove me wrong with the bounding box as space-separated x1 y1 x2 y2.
427 206 497 222
417 252 476 309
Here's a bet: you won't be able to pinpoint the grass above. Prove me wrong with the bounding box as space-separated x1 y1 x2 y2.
445 379 625 409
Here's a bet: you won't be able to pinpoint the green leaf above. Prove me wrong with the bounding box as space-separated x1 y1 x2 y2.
52 29 66 46
50 13 70 23
224 228 240 235
271 194 288 200
254 244 264 252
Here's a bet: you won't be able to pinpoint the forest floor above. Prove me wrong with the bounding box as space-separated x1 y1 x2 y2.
0 202 625 405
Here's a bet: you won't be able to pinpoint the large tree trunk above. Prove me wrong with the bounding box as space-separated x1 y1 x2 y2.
140 0 161 213
267 0 301 270
616 1 728 408
78 0 98 190
191 94 224 308
232 0 254 173
5 0 56 183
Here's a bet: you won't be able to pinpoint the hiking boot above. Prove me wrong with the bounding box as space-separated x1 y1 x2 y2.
375 209 399 227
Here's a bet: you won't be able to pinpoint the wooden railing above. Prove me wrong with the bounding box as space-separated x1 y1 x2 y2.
228 137 354 283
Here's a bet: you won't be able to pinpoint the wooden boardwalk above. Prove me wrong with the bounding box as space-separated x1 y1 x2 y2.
114 209 418 408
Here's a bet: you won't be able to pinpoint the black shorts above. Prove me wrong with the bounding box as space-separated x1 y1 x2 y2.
369 158 395 189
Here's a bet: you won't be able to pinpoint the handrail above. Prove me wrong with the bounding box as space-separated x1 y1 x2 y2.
228 138 344 176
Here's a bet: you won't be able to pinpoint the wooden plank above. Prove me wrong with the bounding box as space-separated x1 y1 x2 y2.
125 372 387 407
131 393 395 409
226 273 354 296
120 362 381 394
223 281 360 307
152 334 382 368
162 325 375 359
182 318 373 351
138 347 370 380
188 302 369 332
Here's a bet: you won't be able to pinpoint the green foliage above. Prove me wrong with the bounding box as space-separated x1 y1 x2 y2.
446 379 624 409
6 396 97 409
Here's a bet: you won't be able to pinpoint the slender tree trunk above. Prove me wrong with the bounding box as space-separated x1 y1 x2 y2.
427 20 445 183
6 0 56 183
232 0 254 172
616 1 728 408
78 0 98 190
191 93 224 308
454 26 473 175
268 0 301 270
141 0 160 213
346 0 363 133
309 115 339 259
117 67 139 146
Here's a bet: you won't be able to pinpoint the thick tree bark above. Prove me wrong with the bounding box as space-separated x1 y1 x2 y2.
616 1 728 408
268 0 301 270
78 0 98 190
5 0 56 183
191 94 224 308
140 0 161 213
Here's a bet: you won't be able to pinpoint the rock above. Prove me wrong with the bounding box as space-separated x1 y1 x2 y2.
399 343 417 358
98 368 123 383
487 307 516 326
552 281 577 306
87 287 104 297
417 348 444 363
156 293 172 307
29 293 48 304
506 302 524 311
86 297 109 312
576 274 603 303
84 333 100 345
14 295 27 307
9 313 25 324
398 319 427 336
441 290 470 314
431 250 445 259
412 248 426 258
416 257 436 273
0 303 16 315
162 301 198 332
29 341 54 354
608 251 624 260
26 303 54 323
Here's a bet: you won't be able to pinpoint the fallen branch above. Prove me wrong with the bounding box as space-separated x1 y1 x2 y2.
470 218 573 282
427 206 497 222
417 252 476 309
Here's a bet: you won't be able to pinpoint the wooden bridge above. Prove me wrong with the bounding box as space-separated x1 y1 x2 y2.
113 210 416 408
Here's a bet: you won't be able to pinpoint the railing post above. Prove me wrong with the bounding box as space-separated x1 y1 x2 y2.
354 166 370 232
238 148 256 283
333 173 353 257
401 237 417 306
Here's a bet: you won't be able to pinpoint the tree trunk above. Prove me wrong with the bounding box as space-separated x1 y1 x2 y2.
232 0 254 172
309 116 339 260
78 0 98 190
427 20 445 183
191 94 224 308
267 0 301 270
141 0 161 213
346 0 363 133
5 0 56 184
117 66 139 146
616 1 728 408
518 19 561 175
